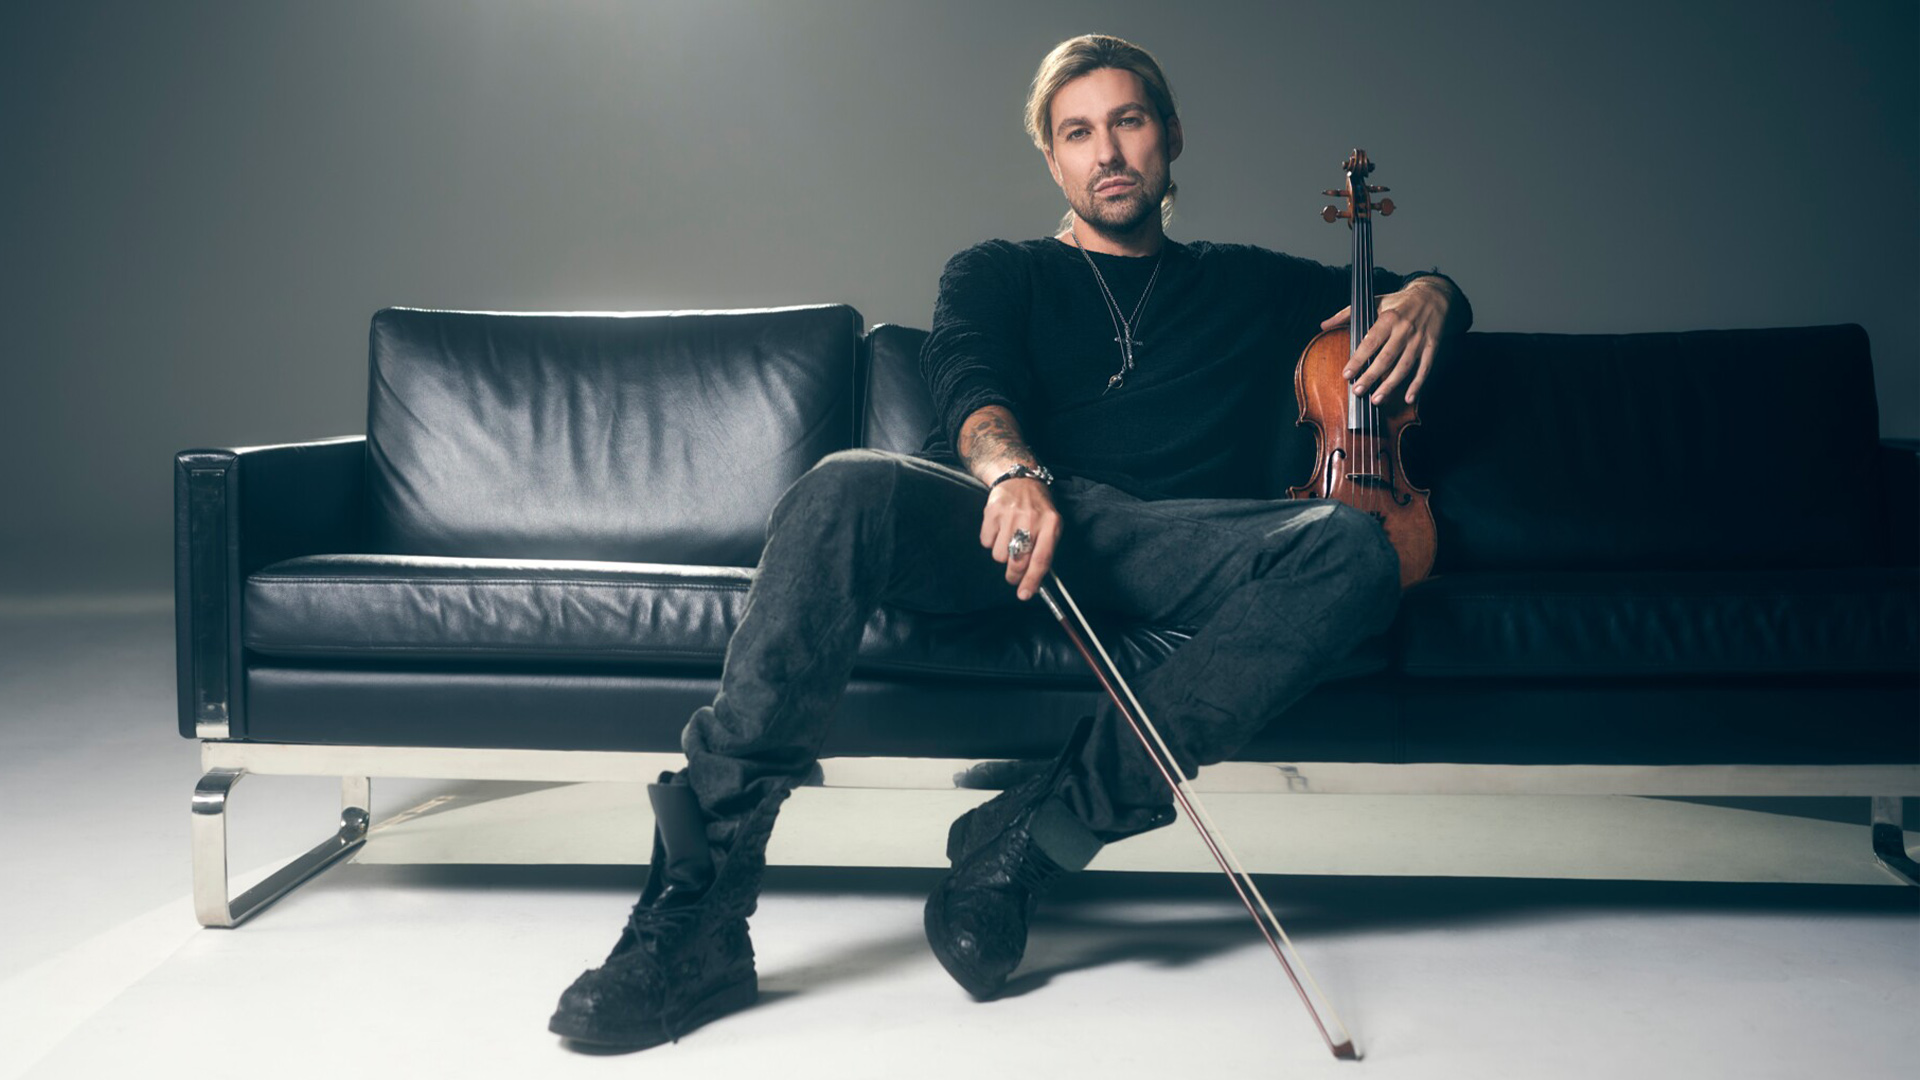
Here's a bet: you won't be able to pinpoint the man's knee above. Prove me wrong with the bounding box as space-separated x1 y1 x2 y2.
1321 502 1402 625
773 449 904 521
1344 503 1405 614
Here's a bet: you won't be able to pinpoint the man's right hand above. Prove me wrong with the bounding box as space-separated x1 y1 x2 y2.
958 404 1061 601
981 477 1060 602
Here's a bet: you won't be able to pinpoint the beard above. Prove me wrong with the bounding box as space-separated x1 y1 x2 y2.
1069 165 1169 239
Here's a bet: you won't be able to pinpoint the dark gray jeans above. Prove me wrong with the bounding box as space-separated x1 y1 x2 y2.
682 449 1401 846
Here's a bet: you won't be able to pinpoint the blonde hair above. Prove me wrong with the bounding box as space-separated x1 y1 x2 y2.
1024 34 1180 232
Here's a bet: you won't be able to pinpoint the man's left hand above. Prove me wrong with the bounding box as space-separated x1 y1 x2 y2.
1320 277 1461 408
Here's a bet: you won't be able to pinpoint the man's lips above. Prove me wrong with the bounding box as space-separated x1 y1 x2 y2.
1094 177 1137 194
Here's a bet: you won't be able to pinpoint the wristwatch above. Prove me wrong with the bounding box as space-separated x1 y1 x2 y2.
989 462 1055 489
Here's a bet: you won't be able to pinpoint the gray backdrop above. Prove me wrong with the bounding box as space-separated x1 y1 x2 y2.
4 0 1914 592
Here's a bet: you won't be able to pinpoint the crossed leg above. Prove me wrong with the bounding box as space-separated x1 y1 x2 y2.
681 451 1401 847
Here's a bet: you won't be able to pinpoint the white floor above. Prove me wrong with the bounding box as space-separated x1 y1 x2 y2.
2 597 1915 1080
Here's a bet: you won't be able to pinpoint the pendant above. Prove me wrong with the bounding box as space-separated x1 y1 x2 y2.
1106 335 1136 394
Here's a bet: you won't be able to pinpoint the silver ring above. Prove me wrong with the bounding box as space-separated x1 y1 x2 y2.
1008 529 1034 560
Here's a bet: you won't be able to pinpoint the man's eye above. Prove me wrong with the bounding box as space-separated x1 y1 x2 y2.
1065 129 1087 140
1119 116 1141 126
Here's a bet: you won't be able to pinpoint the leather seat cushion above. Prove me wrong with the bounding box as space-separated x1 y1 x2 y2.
1398 567 1920 677
245 554 1392 683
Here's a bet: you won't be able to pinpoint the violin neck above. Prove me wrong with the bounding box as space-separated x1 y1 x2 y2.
1348 180 1375 355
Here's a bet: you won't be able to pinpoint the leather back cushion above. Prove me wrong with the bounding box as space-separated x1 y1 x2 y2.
367 305 862 566
865 320 1885 573
861 323 938 454
1412 325 1883 572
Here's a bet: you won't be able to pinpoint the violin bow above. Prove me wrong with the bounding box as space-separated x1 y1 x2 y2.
1037 571 1361 1061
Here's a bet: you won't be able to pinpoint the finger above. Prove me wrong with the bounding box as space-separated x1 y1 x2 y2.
1017 520 1060 601
1366 323 1419 403
1345 328 1380 383
1321 305 1352 332
1347 316 1395 388
1004 519 1034 585
1405 340 1438 404
1371 354 1415 405
987 516 1012 565
1360 319 1416 399
980 504 999 552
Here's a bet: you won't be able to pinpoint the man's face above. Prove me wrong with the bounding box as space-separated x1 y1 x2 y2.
1044 67 1182 238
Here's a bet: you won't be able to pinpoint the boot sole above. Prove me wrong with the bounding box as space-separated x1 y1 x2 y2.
922 886 1004 1001
549 974 758 1050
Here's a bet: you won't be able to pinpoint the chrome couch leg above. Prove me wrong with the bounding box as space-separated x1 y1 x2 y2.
192 769 372 927
1870 796 1918 887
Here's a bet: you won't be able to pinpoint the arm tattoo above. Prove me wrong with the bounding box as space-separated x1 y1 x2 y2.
959 406 1036 482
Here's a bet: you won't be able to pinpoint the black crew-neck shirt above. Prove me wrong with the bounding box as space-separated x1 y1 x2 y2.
917 237 1464 501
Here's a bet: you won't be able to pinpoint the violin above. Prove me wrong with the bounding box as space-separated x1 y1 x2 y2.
1289 149 1436 588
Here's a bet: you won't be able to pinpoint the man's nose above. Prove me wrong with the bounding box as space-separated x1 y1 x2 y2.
1093 127 1124 166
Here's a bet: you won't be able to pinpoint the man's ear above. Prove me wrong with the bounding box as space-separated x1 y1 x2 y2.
1166 115 1184 164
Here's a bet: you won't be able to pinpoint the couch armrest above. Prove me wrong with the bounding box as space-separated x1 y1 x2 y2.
1882 438 1918 567
174 436 368 740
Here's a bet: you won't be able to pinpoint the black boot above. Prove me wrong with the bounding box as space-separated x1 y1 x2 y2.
924 717 1105 1000
945 718 1177 865
549 772 788 1051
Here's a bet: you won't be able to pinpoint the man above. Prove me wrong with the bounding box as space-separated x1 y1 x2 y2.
548 33 1469 1051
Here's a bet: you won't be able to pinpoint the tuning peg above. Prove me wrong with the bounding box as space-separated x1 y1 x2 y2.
1375 198 1394 216
1365 185 1391 193
1320 205 1345 223
1322 189 1345 197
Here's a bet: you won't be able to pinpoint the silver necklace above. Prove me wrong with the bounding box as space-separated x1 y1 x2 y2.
1069 221 1164 393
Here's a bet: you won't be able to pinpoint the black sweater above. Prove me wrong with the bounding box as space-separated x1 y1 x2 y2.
917 237 1465 500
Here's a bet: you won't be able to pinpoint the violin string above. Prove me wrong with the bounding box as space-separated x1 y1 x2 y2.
1349 180 1361 509
1370 213 1380 520
1358 197 1372 518
1363 192 1373 518
1366 213 1377 520
1359 208 1369 519
1368 218 1380 518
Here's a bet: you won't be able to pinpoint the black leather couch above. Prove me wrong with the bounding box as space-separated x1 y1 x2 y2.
174 303 1920 924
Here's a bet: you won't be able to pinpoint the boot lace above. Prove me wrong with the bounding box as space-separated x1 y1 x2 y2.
1010 845 1067 895
618 901 704 961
